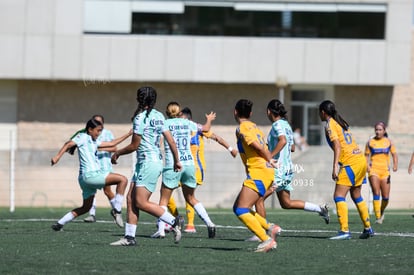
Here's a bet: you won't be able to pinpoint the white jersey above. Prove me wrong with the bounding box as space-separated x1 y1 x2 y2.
267 119 294 177
96 128 114 172
72 132 102 176
164 118 200 168
133 109 166 164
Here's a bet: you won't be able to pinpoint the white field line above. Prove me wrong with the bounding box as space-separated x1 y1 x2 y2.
2 218 414 238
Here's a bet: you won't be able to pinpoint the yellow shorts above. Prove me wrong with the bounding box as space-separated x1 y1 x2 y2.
337 160 367 187
243 167 274 197
368 167 390 180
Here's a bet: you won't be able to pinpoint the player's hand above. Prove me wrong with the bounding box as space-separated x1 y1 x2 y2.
332 169 339 181
269 159 279 169
230 149 238 158
331 163 340 181
205 111 216 122
51 157 58 166
111 153 119 164
174 161 182 172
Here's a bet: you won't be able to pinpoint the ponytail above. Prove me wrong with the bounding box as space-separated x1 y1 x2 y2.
319 100 349 130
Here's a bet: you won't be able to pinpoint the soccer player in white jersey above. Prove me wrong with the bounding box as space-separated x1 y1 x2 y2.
83 115 124 226
110 87 182 246
151 102 217 239
64 115 123 226
248 99 329 241
50 119 131 232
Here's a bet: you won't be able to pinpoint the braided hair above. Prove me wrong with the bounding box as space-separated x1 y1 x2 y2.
132 86 157 120
267 99 288 119
319 100 349 130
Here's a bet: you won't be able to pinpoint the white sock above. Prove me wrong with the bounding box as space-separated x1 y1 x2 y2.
157 206 167 232
58 212 75 225
89 197 96 216
304 202 322 213
109 198 116 209
125 223 137 238
194 202 214 227
159 209 176 226
114 194 124 212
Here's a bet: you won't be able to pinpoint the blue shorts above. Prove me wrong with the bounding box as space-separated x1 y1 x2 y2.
162 166 196 189
79 170 109 199
133 160 163 193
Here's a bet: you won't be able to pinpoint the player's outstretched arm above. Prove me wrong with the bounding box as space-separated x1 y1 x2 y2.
51 140 76 166
210 133 238 158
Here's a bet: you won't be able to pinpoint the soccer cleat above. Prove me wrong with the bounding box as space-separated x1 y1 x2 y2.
375 214 384 224
359 228 375 239
151 230 165 239
172 217 182 244
83 215 96 223
110 209 124 228
267 224 282 241
110 236 136 246
254 238 277 253
207 225 216 239
319 204 330 224
330 231 351 240
51 223 63 231
184 225 196 233
245 235 261 242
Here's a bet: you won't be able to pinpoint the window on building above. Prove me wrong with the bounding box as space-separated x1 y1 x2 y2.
131 5 385 39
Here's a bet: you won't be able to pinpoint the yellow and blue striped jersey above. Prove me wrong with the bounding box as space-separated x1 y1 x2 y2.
365 137 396 171
325 118 364 166
236 120 268 170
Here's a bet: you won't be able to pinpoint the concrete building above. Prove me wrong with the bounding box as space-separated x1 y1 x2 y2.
1 0 413 210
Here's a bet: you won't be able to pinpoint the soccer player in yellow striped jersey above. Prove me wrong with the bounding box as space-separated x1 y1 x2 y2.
319 100 373 240
365 122 398 224
232 99 281 253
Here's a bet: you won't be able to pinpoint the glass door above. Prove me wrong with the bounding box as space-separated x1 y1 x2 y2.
290 90 324 145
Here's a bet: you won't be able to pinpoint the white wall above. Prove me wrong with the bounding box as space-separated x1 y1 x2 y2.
0 0 412 85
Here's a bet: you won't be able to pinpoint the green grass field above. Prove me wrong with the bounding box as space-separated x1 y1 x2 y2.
1 207 413 274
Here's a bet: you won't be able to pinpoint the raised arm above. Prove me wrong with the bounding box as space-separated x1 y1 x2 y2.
99 129 132 149
210 132 238 158
200 111 216 132
111 132 140 164
51 140 77 166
